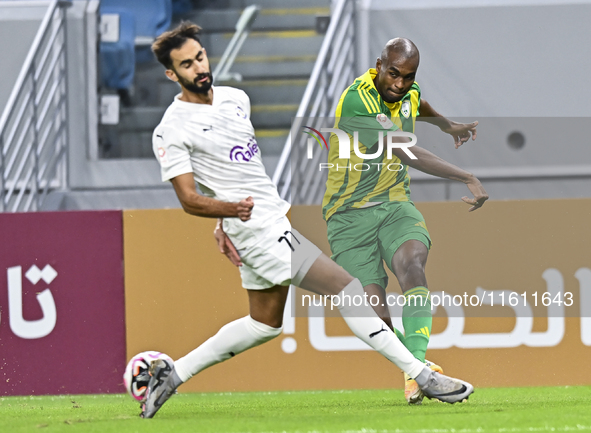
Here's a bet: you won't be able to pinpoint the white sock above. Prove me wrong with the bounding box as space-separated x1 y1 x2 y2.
336 279 425 379
174 315 282 383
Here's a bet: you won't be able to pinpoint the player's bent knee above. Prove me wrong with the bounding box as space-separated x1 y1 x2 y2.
398 262 426 289
299 253 355 296
248 315 283 343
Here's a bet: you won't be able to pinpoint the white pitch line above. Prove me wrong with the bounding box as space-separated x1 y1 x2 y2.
244 426 591 433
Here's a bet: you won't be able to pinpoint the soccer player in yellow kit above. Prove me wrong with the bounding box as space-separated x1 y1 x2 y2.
323 38 488 404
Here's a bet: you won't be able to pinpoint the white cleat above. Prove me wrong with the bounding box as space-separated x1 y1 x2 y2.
415 366 474 404
140 358 177 419
404 360 443 405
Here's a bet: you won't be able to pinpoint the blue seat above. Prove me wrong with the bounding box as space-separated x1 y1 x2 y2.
101 0 172 65
100 0 172 39
99 7 135 90
172 0 192 16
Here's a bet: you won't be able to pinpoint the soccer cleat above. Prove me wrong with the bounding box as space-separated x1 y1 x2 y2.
404 360 443 405
415 366 474 404
140 358 177 419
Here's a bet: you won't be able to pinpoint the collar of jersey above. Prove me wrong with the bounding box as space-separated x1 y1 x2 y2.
361 68 411 108
173 86 219 109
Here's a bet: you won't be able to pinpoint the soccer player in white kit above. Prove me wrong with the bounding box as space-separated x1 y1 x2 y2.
141 22 474 418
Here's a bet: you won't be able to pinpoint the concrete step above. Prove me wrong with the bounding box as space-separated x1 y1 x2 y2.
251 103 297 128
236 0 330 8
226 78 307 105
133 62 178 107
119 106 167 132
185 7 330 32
256 129 289 155
204 30 323 57
212 55 316 79
100 126 154 159
255 6 330 30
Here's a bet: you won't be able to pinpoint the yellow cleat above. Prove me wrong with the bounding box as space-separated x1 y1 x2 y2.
404 360 443 405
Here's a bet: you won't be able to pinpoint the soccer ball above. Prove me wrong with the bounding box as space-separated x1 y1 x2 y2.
123 351 173 402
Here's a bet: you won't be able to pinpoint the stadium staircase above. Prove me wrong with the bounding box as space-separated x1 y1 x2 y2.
107 0 330 176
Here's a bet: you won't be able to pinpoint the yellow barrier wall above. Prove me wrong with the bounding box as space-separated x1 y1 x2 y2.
124 199 591 393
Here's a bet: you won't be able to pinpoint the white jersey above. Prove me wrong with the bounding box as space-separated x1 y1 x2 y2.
152 86 290 249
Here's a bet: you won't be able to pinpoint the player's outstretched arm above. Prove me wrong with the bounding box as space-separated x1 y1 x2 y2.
392 144 488 211
418 98 478 149
214 219 243 267
170 173 254 220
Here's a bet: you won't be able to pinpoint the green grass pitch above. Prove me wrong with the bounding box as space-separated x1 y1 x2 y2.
1 386 591 433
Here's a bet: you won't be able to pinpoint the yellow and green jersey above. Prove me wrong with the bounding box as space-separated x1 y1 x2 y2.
322 68 421 221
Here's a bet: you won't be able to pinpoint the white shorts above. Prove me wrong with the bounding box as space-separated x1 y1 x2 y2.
237 216 323 290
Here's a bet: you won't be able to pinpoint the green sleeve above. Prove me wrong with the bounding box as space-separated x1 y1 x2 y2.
412 82 421 116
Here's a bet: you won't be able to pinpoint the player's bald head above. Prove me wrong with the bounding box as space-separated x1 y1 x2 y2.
380 38 420 66
374 38 419 103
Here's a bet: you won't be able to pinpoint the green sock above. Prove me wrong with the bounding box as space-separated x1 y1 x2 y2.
401 286 432 362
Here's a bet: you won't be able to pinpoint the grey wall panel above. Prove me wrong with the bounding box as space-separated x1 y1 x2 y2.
0 17 43 114
370 0 591 9
362 2 591 201
413 118 591 169
409 177 591 203
367 3 591 117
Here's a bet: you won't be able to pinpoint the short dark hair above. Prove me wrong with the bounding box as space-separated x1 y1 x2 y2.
152 21 202 69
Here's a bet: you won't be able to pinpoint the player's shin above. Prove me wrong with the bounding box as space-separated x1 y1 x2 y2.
392 327 406 343
402 287 432 362
364 284 406 343
336 279 424 379
173 315 282 383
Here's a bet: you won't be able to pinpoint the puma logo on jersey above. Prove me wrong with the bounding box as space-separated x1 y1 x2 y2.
278 230 300 251
230 138 259 162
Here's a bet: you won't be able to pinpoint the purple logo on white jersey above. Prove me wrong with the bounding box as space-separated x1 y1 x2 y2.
230 138 259 162
235 106 247 119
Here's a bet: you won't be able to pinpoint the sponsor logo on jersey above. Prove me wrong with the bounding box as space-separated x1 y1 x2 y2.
229 138 259 162
235 106 247 119
157 146 169 164
376 113 394 129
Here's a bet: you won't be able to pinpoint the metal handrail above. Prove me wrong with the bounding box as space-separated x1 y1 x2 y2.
213 5 260 83
271 0 357 204
0 0 70 212
0 1 60 134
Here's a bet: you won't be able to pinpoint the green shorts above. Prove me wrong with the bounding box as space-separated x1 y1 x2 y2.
326 201 431 289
